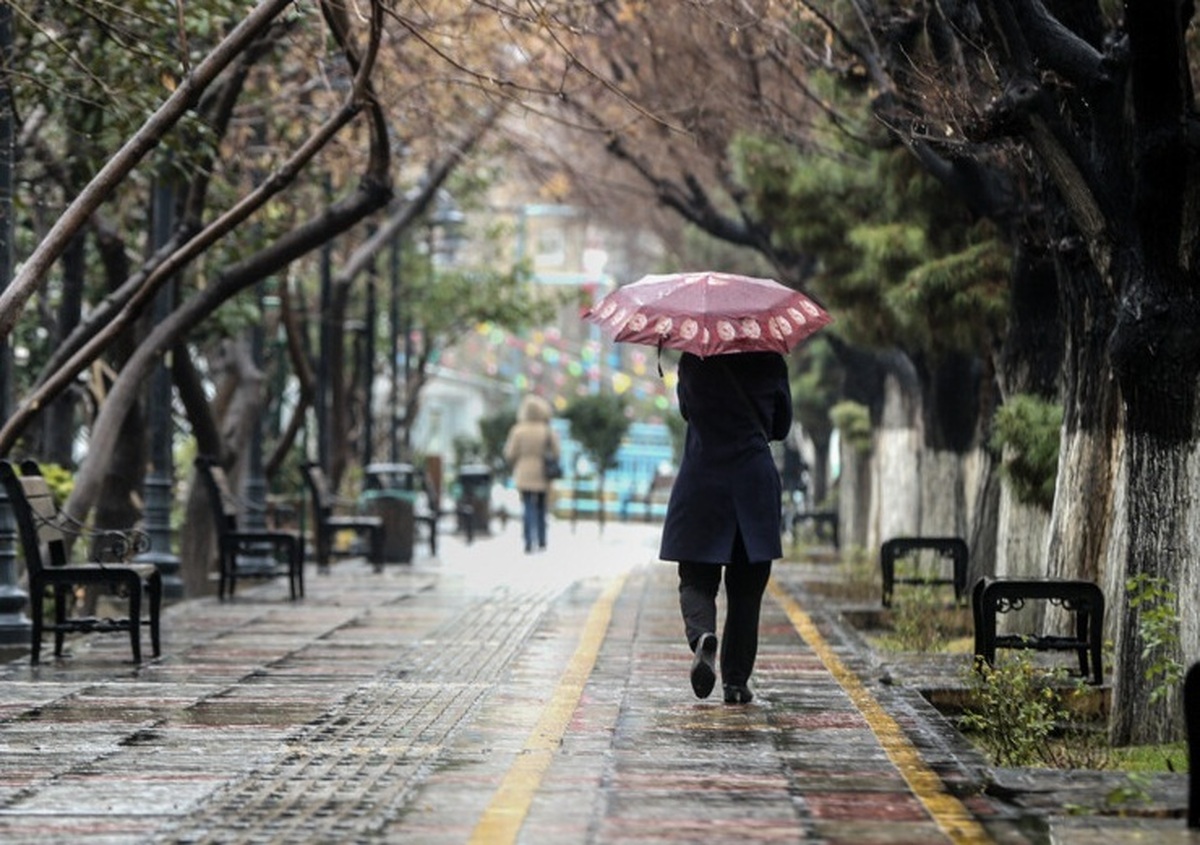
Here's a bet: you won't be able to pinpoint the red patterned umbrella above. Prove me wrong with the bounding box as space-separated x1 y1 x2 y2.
583 271 832 358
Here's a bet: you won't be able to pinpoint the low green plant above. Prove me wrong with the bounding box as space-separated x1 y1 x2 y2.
990 394 1061 510
1109 742 1187 773
37 462 74 503
1126 573 1184 705
842 545 878 599
889 584 950 652
960 655 1070 767
829 401 872 454
1103 772 1154 812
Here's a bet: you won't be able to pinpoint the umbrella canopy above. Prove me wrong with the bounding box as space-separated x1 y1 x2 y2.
583 271 832 358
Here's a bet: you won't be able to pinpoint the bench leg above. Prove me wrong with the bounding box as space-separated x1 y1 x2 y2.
295 538 305 599
1075 608 1090 680
125 573 142 664
30 580 44 665
149 571 162 658
370 527 384 572
979 596 999 671
285 537 300 600
315 530 331 571
54 583 69 658
881 556 895 608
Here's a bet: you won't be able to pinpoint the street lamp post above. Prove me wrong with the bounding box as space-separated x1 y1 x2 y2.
317 237 333 471
389 233 401 463
0 3 29 644
237 284 280 578
136 177 184 598
363 255 376 468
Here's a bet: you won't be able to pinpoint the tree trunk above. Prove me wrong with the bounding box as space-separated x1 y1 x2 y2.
178 467 218 598
809 436 831 508
1107 270 1198 744
1108 424 1191 745
994 473 1052 634
871 367 921 552
44 232 86 465
918 449 966 537
1044 245 1118 589
837 440 871 553
965 448 1000 589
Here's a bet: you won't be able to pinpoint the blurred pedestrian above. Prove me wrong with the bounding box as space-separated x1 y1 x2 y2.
659 351 793 704
504 394 561 554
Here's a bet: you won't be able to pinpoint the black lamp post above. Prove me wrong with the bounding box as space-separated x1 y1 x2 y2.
362 252 376 468
389 233 401 463
237 283 278 578
136 178 183 598
0 2 28 644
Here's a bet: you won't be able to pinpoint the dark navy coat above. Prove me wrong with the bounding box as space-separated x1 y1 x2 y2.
659 352 793 565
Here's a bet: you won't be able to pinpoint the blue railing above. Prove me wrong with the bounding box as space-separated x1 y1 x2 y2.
546 420 674 521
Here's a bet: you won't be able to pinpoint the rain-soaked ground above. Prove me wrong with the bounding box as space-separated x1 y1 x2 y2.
0 517 1189 844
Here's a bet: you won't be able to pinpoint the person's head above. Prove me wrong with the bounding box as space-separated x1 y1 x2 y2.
518 394 552 423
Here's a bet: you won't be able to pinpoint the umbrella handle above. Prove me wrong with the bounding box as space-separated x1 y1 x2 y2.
657 340 664 378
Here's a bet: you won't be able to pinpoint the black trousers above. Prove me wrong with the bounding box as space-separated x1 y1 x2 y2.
677 556 772 688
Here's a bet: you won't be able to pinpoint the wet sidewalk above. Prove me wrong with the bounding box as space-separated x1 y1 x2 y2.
0 519 1188 843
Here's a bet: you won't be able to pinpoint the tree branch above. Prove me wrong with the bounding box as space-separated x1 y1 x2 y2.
0 0 297 340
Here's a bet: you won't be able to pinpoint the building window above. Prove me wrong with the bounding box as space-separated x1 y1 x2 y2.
535 226 565 267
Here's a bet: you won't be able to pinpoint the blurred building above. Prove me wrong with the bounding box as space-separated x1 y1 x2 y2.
409 199 677 509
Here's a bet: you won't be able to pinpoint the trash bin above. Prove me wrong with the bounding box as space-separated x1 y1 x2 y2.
457 464 492 536
362 463 419 563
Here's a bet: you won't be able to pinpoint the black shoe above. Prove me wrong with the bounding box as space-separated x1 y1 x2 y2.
723 684 753 705
690 633 718 698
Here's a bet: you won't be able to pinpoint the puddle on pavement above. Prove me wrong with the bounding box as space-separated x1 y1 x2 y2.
174 701 326 727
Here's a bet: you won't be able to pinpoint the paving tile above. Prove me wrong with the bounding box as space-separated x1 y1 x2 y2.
0 522 1183 843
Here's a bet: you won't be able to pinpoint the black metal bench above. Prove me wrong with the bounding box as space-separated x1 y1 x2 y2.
971 576 1104 685
195 457 304 600
880 536 968 608
791 509 839 548
302 462 384 570
0 459 163 664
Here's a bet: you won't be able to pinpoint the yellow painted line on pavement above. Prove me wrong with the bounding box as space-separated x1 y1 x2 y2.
469 571 628 845
769 579 992 845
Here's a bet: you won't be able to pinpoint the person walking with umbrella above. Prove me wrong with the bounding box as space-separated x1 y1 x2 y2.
504 394 561 554
583 271 830 704
660 350 793 703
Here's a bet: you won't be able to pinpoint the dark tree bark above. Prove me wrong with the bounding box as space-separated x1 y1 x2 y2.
953 0 1196 743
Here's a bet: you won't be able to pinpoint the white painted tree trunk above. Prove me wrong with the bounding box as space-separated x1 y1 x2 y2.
1046 427 1117 585
871 426 920 552
870 372 921 553
837 441 872 554
994 472 1051 634
1109 421 1198 744
1044 424 1120 643
919 449 966 537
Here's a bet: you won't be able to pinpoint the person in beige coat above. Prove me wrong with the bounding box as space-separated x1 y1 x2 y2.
503 394 561 553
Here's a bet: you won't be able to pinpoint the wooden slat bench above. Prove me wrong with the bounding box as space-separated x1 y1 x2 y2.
195 456 303 600
302 462 384 570
0 459 163 664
